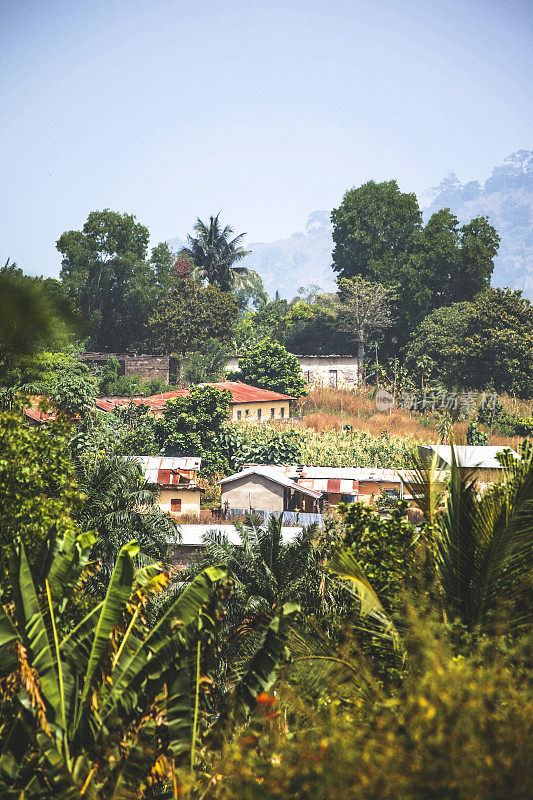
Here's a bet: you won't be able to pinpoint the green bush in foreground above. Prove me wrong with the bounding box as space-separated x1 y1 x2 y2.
213 625 533 800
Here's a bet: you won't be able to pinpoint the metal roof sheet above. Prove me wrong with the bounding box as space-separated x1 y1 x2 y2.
420 445 519 469
172 525 303 546
242 464 406 483
126 456 201 485
96 382 293 413
218 468 322 499
200 381 294 402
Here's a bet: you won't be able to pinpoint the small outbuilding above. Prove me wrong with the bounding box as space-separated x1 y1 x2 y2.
218 467 322 514
128 456 203 516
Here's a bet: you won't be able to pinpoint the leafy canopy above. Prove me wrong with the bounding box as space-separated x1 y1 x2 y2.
57 209 174 350
148 278 238 356
239 340 308 398
406 287 533 396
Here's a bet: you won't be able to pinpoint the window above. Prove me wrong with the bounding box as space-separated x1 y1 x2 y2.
270 407 275 418
257 408 262 420
245 409 249 417
280 407 285 418
170 498 182 513
237 410 242 420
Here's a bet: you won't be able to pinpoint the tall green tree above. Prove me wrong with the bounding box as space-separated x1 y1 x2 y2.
156 385 232 474
399 209 499 343
331 180 422 281
331 181 499 353
239 340 308 398
148 278 238 355
57 209 174 350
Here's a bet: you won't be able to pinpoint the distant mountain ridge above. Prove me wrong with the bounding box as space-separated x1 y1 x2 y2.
167 151 533 300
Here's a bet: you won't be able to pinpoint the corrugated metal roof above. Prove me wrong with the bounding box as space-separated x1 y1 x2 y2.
174 524 303 546
420 445 519 469
218 467 322 499
96 382 293 413
200 382 294 402
126 456 201 485
243 464 406 484
24 396 81 424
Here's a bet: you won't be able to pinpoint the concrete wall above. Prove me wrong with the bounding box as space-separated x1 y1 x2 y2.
79 353 171 383
225 355 358 389
221 474 285 513
159 488 202 516
123 355 170 382
232 400 290 422
298 356 358 388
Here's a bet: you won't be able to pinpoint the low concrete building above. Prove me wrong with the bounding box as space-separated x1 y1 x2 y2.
296 355 358 388
97 381 293 422
128 456 202 516
219 467 322 514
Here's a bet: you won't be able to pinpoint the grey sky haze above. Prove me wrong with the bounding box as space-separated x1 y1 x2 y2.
1 0 532 278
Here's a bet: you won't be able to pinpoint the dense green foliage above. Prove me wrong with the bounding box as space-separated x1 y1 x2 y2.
477 398 533 437
57 209 175 350
238 340 308 397
407 287 533 396
331 180 500 351
0 263 73 386
156 385 232 473
73 455 175 592
0 529 302 798
148 279 238 356
0 404 83 583
2 184 532 799
219 424 415 474
215 628 532 800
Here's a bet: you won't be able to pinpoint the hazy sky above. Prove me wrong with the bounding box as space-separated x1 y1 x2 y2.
1 0 532 278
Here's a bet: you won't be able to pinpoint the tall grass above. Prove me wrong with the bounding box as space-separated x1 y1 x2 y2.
296 387 529 449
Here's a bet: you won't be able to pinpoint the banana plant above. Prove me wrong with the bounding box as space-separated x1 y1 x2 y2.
0 529 228 798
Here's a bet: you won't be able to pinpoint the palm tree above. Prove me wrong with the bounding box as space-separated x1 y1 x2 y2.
192 514 329 620
183 214 253 292
402 440 533 635
74 455 177 592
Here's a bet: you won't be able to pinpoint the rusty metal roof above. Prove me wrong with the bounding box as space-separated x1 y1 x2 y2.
96 382 293 413
127 456 201 485
243 464 406 484
199 382 294 402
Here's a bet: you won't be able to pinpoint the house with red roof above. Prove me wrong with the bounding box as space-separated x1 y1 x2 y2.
96 381 293 422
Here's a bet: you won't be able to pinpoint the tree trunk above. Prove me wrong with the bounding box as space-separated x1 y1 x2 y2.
357 335 364 385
